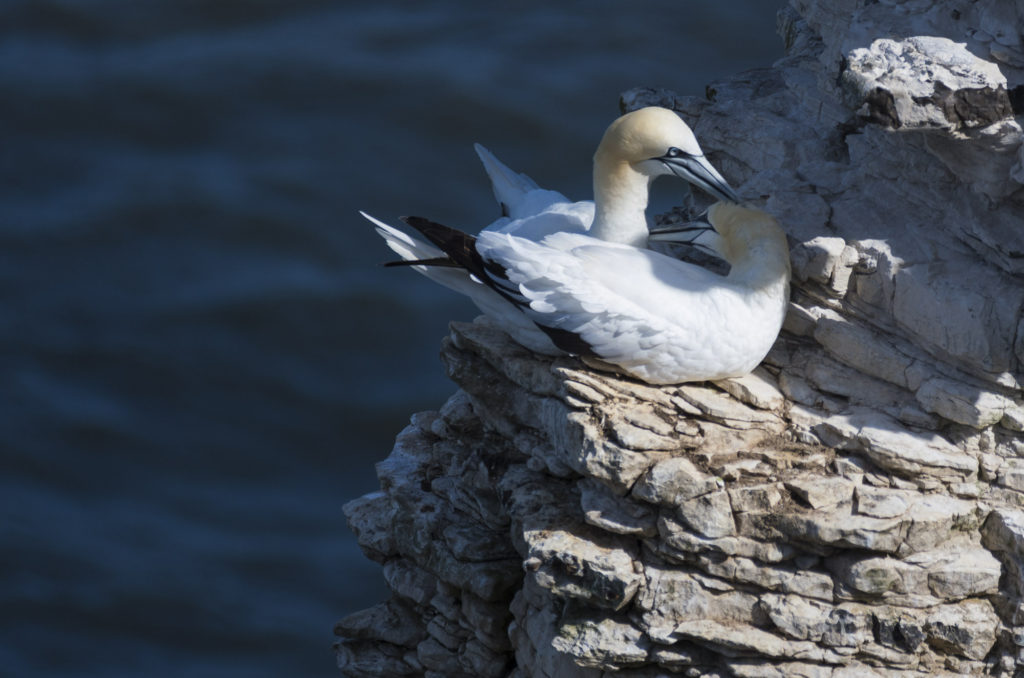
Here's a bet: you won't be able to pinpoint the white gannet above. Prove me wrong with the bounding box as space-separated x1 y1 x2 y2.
365 107 790 384
367 201 790 385
470 106 740 248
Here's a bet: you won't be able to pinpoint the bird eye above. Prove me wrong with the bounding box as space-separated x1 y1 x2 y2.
666 147 682 158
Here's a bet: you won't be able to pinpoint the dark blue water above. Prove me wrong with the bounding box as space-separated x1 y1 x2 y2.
0 2 783 675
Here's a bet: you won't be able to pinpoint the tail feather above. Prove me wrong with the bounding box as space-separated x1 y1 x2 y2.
361 210 444 263
364 210 561 355
400 215 525 305
363 210 489 294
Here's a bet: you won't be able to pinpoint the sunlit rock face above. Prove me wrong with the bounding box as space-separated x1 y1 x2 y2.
336 0 1024 675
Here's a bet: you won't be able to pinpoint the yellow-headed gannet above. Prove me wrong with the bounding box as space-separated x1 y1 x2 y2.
365 107 790 384
367 200 790 384
470 106 740 249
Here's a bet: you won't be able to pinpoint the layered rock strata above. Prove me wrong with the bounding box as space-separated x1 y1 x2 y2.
337 0 1024 675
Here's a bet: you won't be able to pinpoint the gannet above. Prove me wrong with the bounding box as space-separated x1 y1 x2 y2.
471 106 740 249
365 107 789 384
367 201 790 385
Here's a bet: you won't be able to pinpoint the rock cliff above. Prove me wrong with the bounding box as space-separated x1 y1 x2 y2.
336 1 1024 675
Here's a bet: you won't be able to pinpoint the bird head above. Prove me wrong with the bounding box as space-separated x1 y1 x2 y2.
594 106 741 204
707 201 789 268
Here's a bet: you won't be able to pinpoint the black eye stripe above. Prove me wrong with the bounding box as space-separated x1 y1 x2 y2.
662 147 704 161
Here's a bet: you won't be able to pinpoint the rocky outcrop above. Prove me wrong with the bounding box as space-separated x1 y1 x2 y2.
337 1 1024 675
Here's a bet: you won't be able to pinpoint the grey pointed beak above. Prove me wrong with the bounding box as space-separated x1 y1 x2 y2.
648 221 713 242
661 153 741 204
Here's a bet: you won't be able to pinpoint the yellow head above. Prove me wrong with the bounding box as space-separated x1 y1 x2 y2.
707 202 790 272
594 107 740 203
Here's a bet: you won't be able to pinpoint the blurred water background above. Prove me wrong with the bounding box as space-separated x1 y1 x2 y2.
0 1 784 675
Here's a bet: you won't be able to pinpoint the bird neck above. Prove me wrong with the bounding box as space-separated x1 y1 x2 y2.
589 157 652 248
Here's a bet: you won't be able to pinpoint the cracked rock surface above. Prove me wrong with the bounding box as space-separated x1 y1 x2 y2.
337 0 1024 675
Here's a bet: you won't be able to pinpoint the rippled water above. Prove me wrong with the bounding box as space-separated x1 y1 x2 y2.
0 1 783 675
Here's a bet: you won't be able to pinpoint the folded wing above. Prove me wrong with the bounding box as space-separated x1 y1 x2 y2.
475 231 753 383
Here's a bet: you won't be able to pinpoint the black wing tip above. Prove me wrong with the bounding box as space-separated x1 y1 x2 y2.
400 215 441 229
398 215 476 249
536 325 601 359
394 214 528 309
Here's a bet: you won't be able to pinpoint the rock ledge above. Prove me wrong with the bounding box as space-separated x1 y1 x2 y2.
338 1 1024 675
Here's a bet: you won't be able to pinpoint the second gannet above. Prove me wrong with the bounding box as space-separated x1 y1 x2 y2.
368 202 790 385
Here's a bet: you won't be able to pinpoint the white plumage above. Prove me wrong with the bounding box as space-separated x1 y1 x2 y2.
472 209 790 383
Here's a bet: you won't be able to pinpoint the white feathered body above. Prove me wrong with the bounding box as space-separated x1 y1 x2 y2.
366 139 790 385
476 228 789 383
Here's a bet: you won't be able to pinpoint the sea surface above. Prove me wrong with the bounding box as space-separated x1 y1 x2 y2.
0 2 784 675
